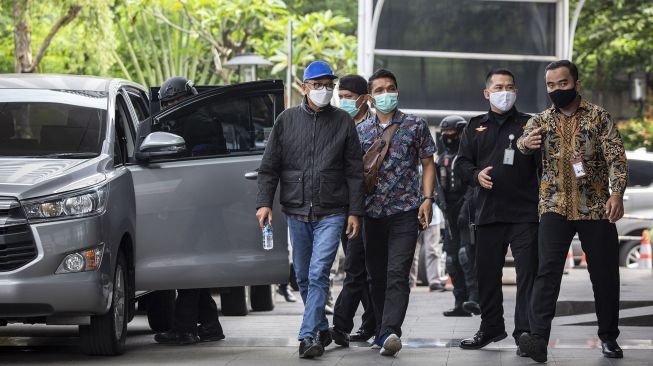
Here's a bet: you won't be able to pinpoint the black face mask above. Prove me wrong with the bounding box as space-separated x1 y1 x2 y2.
548 88 577 109
442 135 460 150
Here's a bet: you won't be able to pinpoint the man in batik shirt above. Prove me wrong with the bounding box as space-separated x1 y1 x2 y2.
517 60 628 363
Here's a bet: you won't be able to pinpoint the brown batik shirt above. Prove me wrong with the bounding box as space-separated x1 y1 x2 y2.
517 98 628 221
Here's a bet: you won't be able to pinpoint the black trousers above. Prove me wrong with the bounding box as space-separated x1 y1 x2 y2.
476 222 538 342
364 209 419 338
333 230 376 333
173 288 223 335
530 213 620 341
444 209 468 305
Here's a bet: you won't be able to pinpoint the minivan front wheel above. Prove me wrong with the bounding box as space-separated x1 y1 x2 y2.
80 251 129 356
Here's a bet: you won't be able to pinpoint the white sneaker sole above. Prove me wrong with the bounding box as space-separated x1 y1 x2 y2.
380 334 402 356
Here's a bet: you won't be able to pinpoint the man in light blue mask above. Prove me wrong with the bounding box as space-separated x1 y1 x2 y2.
330 77 377 347
355 69 437 357
337 74 372 124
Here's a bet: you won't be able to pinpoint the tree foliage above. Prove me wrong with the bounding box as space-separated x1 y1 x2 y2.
253 10 357 93
0 0 358 89
0 0 115 74
573 0 653 92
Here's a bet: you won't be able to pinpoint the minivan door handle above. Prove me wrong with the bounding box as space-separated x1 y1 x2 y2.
244 171 259 180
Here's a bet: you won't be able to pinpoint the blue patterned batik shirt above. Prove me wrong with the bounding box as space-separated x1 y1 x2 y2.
357 110 436 218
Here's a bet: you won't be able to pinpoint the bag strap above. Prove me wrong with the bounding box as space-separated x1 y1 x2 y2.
371 112 404 172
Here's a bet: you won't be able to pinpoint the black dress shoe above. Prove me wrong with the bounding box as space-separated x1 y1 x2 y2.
277 285 297 302
459 331 507 350
462 301 481 315
329 327 350 347
443 307 472 317
518 333 547 363
198 324 225 342
154 331 199 345
601 340 623 358
299 337 324 358
350 328 375 342
317 329 332 348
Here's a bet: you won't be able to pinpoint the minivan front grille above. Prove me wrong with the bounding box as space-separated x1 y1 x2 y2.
0 198 37 272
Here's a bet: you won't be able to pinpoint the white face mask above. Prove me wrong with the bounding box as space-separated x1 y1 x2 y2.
489 91 517 112
308 88 333 108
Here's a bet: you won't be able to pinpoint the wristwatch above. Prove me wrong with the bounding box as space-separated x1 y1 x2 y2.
422 195 435 202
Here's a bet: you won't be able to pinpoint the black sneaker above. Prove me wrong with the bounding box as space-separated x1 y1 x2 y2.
462 301 481 315
329 327 350 347
443 307 472 317
350 328 375 342
429 282 444 291
317 329 332 348
299 337 324 359
516 347 529 357
154 331 199 345
515 332 529 357
518 333 547 363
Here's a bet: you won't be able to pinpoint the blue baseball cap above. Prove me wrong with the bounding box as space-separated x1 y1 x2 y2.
303 61 338 81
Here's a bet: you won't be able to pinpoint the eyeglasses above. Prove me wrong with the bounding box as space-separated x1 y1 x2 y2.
305 81 335 91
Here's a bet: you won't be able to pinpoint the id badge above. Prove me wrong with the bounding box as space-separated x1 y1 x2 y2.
503 148 515 165
570 158 587 178
503 133 515 166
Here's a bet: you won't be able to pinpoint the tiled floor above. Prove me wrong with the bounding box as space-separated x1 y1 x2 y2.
0 268 651 365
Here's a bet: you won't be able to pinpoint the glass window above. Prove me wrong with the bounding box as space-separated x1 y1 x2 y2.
0 90 107 157
115 94 135 160
374 56 551 113
127 91 149 122
627 159 653 188
250 95 275 151
153 94 277 158
376 0 556 56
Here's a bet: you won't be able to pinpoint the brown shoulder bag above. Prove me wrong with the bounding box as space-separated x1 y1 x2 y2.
362 117 402 193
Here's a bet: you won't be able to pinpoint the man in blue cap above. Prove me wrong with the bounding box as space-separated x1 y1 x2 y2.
256 61 365 359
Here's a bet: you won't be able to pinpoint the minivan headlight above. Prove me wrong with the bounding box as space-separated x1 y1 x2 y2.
55 244 105 274
23 185 108 222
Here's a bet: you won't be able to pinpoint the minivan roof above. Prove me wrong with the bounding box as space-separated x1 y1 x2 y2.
0 74 115 92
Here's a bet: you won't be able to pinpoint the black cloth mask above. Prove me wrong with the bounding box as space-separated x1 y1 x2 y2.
548 88 577 109
442 135 460 151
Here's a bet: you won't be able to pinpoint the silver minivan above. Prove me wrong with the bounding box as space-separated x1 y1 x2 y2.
0 74 288 355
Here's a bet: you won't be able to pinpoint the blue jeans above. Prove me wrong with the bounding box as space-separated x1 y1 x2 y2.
287 213 346 340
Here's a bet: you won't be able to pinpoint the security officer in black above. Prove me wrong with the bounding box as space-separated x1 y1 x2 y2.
153 76 225 345
456 69 539 353
436 116 480 317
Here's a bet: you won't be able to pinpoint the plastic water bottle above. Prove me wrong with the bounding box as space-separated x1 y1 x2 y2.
262 223 273 250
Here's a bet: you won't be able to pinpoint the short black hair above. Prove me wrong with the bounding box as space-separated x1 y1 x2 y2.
545 60 579 82
339 74 368 95
485 68 516 87
368 68 398 91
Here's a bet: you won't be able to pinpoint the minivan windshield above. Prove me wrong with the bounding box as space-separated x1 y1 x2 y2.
0 89 107 158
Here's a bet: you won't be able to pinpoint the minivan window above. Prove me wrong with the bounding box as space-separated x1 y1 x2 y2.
0 89 107 158
152 94 276 158
127 90 149 122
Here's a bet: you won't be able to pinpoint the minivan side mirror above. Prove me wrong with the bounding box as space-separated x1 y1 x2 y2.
135 131 186 162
